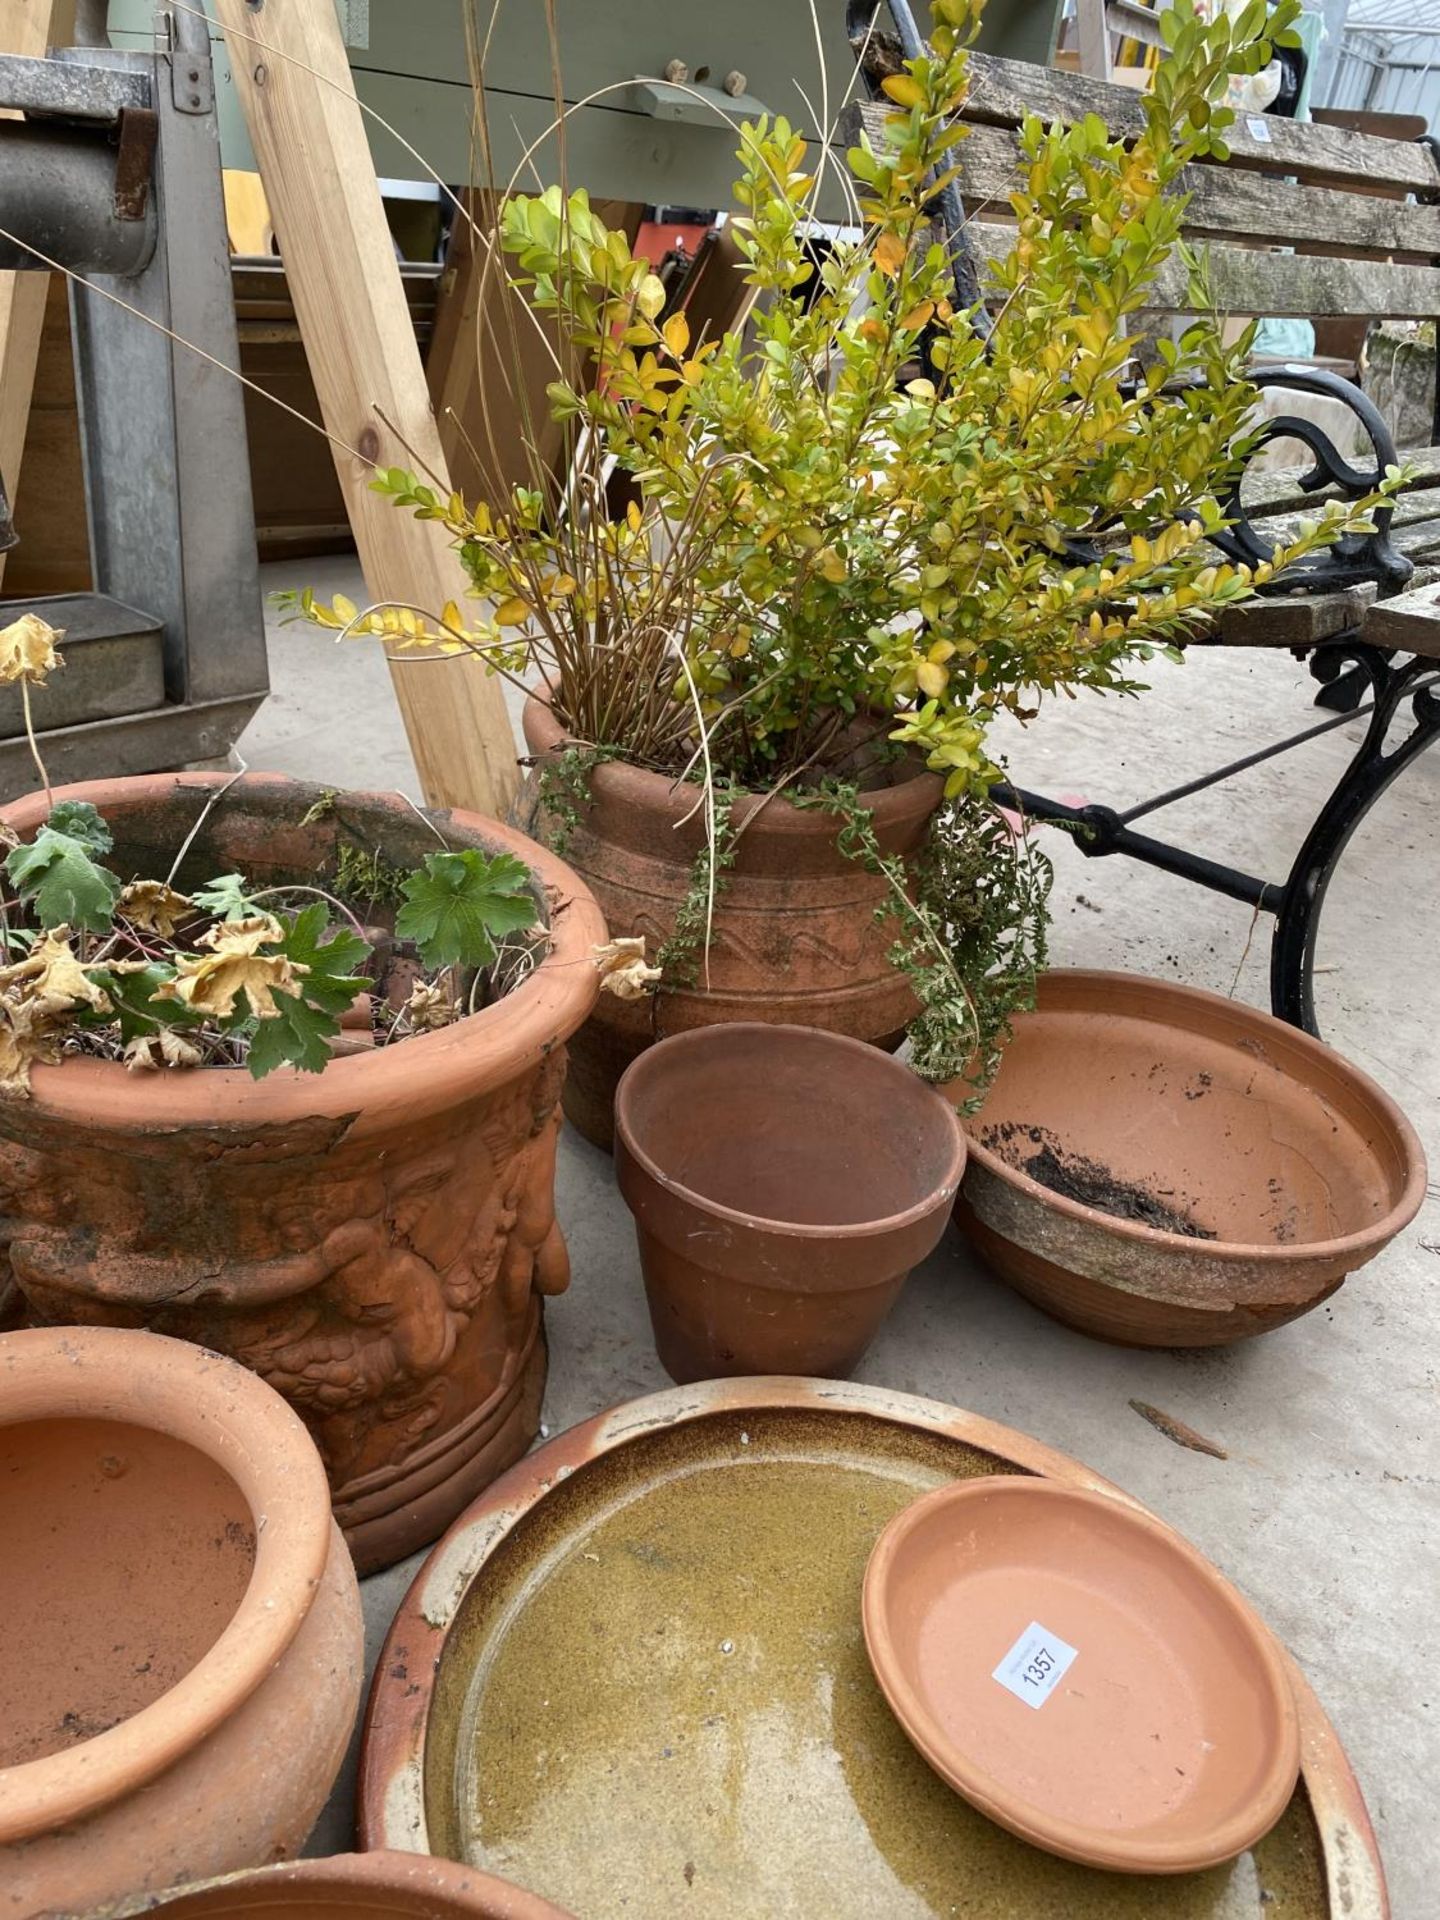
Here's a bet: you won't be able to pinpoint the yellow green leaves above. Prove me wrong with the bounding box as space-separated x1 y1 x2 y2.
874 231 908 277
276 0 1361 831
881 72 926 110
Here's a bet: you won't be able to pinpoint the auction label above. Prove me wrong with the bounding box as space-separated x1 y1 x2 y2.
992 1622 1078 1709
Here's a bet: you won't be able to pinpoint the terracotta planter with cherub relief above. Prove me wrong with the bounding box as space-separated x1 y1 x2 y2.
0 772 605 1574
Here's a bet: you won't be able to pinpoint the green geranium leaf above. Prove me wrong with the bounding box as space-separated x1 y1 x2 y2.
241 905 372 1080
192 872 264 921
395 849 537 971
245 990 337 1078
275 901 372 1013
5 829 121 933
45 800 113 855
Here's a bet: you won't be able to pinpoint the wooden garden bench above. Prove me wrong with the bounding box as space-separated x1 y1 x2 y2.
847 16 1440 1037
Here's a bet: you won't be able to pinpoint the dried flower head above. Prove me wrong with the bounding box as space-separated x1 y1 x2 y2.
592 935 663 1000
0 613 64 686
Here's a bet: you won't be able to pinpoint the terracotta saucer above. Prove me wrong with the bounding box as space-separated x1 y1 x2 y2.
862 1476 1300 1875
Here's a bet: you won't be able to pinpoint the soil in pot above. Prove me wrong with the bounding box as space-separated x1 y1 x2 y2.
0 773 606 1574
0 1325 363 1919
614 1023 965 1381
980 1122 1217 1240
521 687 944 1149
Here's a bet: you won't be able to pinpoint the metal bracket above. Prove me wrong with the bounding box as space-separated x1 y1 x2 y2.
630 75 771 123
336 0 371 51
168 3 215 115
113 106 158 222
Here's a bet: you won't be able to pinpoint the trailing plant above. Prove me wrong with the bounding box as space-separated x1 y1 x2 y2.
0 614 544 1095
794 783 1052 1098
654 787 739 986
531 743 621 856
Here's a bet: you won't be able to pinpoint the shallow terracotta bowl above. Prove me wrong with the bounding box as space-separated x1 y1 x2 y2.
952 970 1425 1345
862 1476 1300 1874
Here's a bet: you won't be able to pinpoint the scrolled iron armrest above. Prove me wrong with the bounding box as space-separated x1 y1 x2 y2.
1208 365 1413 596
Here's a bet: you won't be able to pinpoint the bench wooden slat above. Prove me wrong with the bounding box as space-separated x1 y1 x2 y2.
942 122 1440 256
1361 579 1440 657
1214 582 1375 647
955 53 1440 194
961 219 1440 317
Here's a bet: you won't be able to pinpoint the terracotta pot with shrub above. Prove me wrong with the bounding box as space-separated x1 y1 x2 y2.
0 771 605 1573
298 0 1377 1148
0 1325 362 1918
522 689 944 1146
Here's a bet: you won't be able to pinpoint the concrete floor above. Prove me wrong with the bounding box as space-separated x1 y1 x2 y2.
249 556 1438 1914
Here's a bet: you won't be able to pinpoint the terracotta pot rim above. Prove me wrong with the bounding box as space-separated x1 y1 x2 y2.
861 1474 1300 1875
614 1022 967 1241
357 1376 1387 1914
960 968 1428 1266
0 1325 333 1846
84 1848 574 1918
524 684 944 829
0 771 607 1128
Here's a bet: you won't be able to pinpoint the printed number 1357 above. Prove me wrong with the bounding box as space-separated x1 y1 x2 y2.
1021 1648 1055 1687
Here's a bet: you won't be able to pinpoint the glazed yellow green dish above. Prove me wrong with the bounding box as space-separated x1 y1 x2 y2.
362 1384 1383 1920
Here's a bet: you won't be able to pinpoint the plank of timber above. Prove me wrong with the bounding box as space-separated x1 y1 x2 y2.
850 64 1440 193
0 0 56 593
211 0 518 816
944 122 1440 257
1213 584 1375 648
958 218 1440 317
1362 579 1440 659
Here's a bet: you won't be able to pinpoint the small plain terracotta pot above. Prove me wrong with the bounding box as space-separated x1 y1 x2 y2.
57 1850 572 1919
0 772 606 1573
0 1325 363 1919
520 687 945 1148
614 1023 966 1381
951 969 1426 1346
862 1477 1300 1874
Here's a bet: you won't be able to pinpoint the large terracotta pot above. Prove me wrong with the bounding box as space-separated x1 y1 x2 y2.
0 772 606 1573
615 1023 966 1381
66 1850 572 1918
0 1325 363 1919
520 689 945 1148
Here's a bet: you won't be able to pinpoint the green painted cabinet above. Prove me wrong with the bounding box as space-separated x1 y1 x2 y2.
109 1 1060 214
